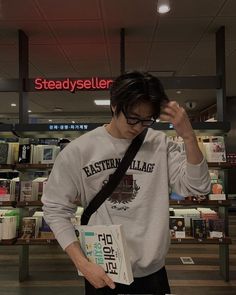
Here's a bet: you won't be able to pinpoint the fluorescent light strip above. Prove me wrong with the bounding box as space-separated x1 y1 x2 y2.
94 100 110 106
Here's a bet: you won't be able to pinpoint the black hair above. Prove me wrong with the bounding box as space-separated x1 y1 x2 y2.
110 71 169 118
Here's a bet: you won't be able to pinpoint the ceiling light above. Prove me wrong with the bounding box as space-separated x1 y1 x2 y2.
176 90 182 94
157 0 170 14
53 107 63 112
28 110 32 113
72 120 75 124
94 100 110 106
48 119 52 122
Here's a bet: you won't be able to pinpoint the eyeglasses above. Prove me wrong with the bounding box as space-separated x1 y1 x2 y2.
122 109 156 127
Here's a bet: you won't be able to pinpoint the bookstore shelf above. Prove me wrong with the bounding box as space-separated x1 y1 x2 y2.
0 122 232 282
16 238 57 245
0 236 232 246
0 201 17 207
169 200 231 207
16 201 42 207
171 237 231 244
15 163 53 170
0 200 231 208
0 238 17 245
1 162 233 171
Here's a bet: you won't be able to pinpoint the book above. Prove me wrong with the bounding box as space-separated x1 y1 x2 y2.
20 217 39 239
208 170 226 200
4 209 20 235
191 218 207 239
34 145 60 164
203 136 226 163
75 224 133 285
169 217 186 238
10 177 20 202
0 216 17 240
0 178 11 201
19 181 33 201
0 142 9 164
7 142 19 164
31 177 48 200
18 144 32 163
208 219 225 238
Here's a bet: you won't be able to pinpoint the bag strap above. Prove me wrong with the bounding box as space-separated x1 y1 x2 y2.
80 128 148 225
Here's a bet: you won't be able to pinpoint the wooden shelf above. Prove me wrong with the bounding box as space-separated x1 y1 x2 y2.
1 162 234 171
0 200 42 207
0 238 17 245
15 163 53 170
1 237 230 246
1 200 230 208
16 201 42 207
0 163 53 170
171 237 231 244
0 201 17 207
207 162 232 168
170 199 231 207
0 164 14 169
16 238 57 245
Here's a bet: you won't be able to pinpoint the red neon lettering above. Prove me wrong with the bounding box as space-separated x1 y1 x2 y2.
42 79 49 89
76 80 84 89
83 80 92 89
70 80 77 92
55 80 62 90
99 79 108 89
62 78 70 90
34 77 113 91
48 80 55 90
91 77 96 89
35 78 43 90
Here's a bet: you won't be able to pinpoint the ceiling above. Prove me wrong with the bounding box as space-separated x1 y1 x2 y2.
0 0 236 124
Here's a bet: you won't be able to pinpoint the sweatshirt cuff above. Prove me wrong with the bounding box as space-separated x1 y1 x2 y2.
55 227 78 250
186 157 209 179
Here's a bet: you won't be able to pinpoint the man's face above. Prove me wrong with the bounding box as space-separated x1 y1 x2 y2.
111 102 154 139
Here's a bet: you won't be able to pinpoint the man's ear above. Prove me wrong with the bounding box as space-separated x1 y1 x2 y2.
111 105 116 114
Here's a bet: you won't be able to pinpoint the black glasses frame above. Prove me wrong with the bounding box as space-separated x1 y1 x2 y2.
122 109 156 127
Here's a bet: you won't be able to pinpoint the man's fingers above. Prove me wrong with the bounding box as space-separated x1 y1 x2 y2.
159 114 170 122
103 275 116 289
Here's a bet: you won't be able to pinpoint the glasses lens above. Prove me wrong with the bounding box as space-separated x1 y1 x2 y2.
127 118 140 125
142 120 155 127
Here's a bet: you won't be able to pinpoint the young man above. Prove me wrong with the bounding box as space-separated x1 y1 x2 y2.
42 71 211 294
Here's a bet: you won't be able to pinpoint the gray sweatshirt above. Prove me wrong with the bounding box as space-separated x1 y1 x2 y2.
42 126 211 277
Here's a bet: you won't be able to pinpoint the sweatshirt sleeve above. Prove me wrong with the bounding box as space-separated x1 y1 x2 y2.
41 151 80 250
167 139 211 196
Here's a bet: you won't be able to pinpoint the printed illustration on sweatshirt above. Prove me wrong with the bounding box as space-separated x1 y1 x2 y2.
104 175 139 211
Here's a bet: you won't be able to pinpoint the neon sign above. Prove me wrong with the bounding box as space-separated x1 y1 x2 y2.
34 77 113 92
